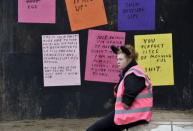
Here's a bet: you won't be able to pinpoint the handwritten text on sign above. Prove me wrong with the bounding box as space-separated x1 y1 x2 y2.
42 34 80 86
118 0 155 30
18 0 56 23
73 0 94 12
85 30 125 83
135 34 174 86
25 0 41 9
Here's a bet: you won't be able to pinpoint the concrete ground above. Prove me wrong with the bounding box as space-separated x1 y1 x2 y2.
0 110 193 131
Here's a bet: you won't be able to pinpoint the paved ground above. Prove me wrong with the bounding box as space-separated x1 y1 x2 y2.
0 110 192 131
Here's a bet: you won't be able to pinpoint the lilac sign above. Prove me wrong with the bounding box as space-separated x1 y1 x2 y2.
85 30 125 83
42 34 80 86
118 0 155 30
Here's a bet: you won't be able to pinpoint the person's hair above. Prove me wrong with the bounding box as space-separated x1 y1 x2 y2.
117 44 138 60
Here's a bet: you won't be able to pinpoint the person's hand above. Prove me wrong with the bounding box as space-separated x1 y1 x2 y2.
122 103 130 109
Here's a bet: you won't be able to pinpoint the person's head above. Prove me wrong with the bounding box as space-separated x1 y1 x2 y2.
111 45 138 69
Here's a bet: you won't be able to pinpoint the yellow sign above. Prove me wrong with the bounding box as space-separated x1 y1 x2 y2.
134 33 174 86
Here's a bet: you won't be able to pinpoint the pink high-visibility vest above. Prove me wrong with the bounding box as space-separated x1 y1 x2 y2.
114 65 153 125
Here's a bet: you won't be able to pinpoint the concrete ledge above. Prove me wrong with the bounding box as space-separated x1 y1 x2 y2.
123 121 193 131
0 113 193 131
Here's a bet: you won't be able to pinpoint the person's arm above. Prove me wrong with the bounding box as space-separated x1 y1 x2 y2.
122 73 145 107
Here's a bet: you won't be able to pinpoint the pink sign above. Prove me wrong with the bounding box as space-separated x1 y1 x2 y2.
85 30 125 83
18 0 56 23
42 34 81 86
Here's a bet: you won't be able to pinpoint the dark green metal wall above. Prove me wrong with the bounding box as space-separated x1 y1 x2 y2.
0 0 193 120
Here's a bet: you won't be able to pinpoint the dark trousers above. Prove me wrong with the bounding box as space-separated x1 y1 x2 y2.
86 111 148 131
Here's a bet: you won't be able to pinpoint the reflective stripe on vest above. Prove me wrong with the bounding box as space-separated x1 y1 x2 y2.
116 92 152 102
115 107 152 114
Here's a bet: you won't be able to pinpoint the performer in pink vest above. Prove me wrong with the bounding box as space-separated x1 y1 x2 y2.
87 44 153 131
